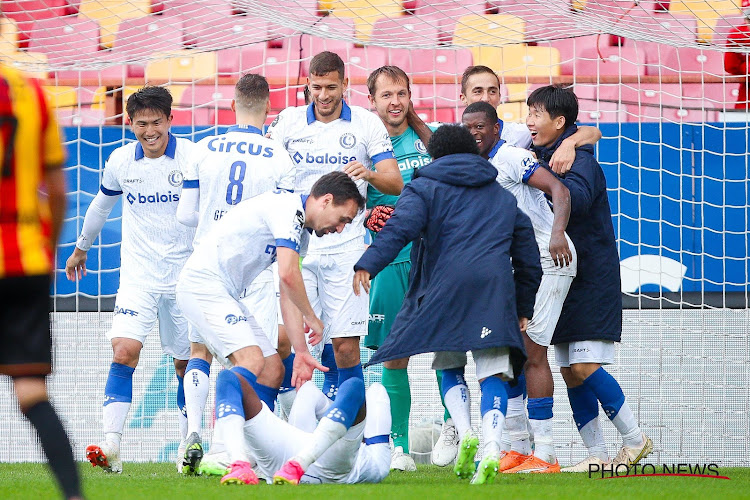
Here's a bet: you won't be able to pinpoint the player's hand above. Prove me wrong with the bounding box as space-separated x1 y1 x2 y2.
519 317 529 333
304 314 324 346
65 248 88 281
291 350 328 389
549 231 573 268
343 161 372 182
405 100 420 127
549 138 575 175
363 205 394 233
352 269 371 296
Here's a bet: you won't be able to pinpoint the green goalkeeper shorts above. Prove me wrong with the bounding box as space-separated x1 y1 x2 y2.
364 260 411 350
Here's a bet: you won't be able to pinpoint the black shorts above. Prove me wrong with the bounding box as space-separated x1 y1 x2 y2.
0 274 52 377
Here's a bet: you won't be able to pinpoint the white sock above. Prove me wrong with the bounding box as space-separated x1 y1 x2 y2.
218 414 249 463
364 383 391 439
528 418 555 463
185 367 210 436
178 410 188 442
579 417 608 462
611 401 643 447
505 394 530 455
288 382 330 432
443 384 472 437
500 428 511 453
105 432 122 449
208 419 226 455
277 389 297 421
481 409 504 457
103 402 130 443
293 416 347 470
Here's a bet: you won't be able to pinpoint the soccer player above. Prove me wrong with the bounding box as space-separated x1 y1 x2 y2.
0 61 83 500
526 85 652 472
463 101 577 473
353 125 542 484
175 171 365 486
364 65 440 472
266 51 401 414
175 73 296 474
65 86 195 474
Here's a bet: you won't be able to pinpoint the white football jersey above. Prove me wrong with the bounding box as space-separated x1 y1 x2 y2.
267 101 395 253
500 120 533 150
184 125 296 248
488 140 576 277
100 134 196 292
180 191 309 297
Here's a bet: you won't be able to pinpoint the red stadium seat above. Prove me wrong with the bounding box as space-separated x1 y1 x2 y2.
537 35 604 75
111 15 184 63
177 85 234 126
1 0 72 47
653 47 726 77
620 12 698 46
183 13 267 49
28 16 101 66
346 84 371 108
300 45 386 78
599 83 707 122
413 82 461 123
713 14 746 48
574 45 647 77
385 47 473 77
299 35 356 59
217 45 303 80
159 0 232 18
56 107 106 126
684 83 739 115
371 15 440 46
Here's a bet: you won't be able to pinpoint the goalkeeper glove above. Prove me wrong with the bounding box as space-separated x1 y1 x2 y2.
363 205 395 233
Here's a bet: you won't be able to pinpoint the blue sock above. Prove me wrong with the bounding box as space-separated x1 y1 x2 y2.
215 368 256 420
253 383 279 411
567 384 599 430
505 372 526 400
439 367 466 398
582 367 626 420
176 374 186 418
279 353 295 393
527 397 554 420
321 343 338 399
186 358 211 378
324 377 365 429
104 362 135 405
338 363 364 386
479 376 508 416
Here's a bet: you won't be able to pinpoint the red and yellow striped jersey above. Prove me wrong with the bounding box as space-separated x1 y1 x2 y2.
0 64 65 278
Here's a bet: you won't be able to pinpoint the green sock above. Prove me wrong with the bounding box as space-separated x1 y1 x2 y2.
436 370 451 422
382 367 411 452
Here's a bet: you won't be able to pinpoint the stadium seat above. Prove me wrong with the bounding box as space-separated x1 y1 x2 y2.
475 44 560 77
600 83 707 122
537 35 604 75
0 17 19 54
713 14 745 48
487 0 575 41
144 50 218 82
653 46 726 77
158 0 232 17
619 12 698 51
684 82 740 115
574 83 626 122
1 0 71 47
371 15 440 46
111 15 184 67
299 35 357 59
413 0 488 37
56 107 106 125
216 45 303 81
28 17 100 67
79 0 151 48
413 82 461 123
175 85 233 126
667 0 739 43
346 83 371 108
301 45 386 78
323 0 404 40
453 14 526 63
183 13 267 49
385 47 473 78
574 45 647 77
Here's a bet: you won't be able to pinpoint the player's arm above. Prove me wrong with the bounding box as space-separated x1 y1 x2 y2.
558 153 598 218
43 165 66 250
406 100 433 147
527 167 573 267
175 181 199 227
344 157 402 195
549 126 602 175
509 206 542 322
65 190 120 281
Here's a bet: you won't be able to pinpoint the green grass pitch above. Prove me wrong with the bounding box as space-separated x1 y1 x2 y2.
1 463 749 499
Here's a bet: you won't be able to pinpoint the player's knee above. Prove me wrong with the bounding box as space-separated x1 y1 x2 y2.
173 358 188 378
332 337 361 368
570 363 599 384
13 376 48 414
257 355 284 388
189 342 212 362
111 338 142 367
276 325 291 359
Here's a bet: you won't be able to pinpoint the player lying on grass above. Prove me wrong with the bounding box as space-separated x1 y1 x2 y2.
176 171 364 485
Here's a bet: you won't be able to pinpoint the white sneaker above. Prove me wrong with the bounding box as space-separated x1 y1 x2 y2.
561 455 610 473
431 418 459 466
613 433 653 468
391 446 417 471
85 440 122 473
176 440 186 474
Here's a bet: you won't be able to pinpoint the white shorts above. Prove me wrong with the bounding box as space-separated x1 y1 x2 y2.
554 340 615 368
239 268 278 348
525 273 574 347
432 347 514 381
108 287 190 360
176 281 276 363
302 249 368 344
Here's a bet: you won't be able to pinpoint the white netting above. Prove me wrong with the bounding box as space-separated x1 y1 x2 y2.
0 0 748 467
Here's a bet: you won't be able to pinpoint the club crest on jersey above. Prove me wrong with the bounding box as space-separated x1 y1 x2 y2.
339 133 356 149
225 314 248 325
414 139 427 154
168 170 183 187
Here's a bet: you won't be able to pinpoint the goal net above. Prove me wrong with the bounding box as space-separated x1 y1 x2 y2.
0 0 748 468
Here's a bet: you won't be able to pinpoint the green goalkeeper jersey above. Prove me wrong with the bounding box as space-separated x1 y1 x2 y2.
367 125 436 264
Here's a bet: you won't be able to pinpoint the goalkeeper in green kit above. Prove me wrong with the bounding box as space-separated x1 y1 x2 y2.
364 66 442 472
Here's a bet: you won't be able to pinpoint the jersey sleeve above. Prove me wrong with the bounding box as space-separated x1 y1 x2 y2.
501 122 533 150
42 98 66 167
516 149 540 184
266 195 305 253
363 113 395 166
276 150 296 192
182 142 205 188
100 150 123 195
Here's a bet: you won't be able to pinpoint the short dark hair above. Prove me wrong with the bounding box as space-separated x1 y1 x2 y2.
463 101 498 124
427 124 480 159
366 65 410 96
234 73 269 113
310 171 365 210
126 86 172 121
526 85 579 129
460 65 500 96
309 51 345 80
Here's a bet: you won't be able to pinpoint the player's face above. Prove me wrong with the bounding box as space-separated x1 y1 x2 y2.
130 109 172 159
460 72 502 108
314 197 359 237
369 75 410 130
526 104 565 148
462 112 499 157
308 72 347 120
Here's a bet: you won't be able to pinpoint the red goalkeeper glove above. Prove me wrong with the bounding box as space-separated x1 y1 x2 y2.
363 205 395 233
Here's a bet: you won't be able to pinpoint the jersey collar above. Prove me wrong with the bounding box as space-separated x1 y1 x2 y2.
306 100 352 124
487 138 505 159
496 118 504 139
227 124 263 135
135 132 176 161
300 194 313 233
